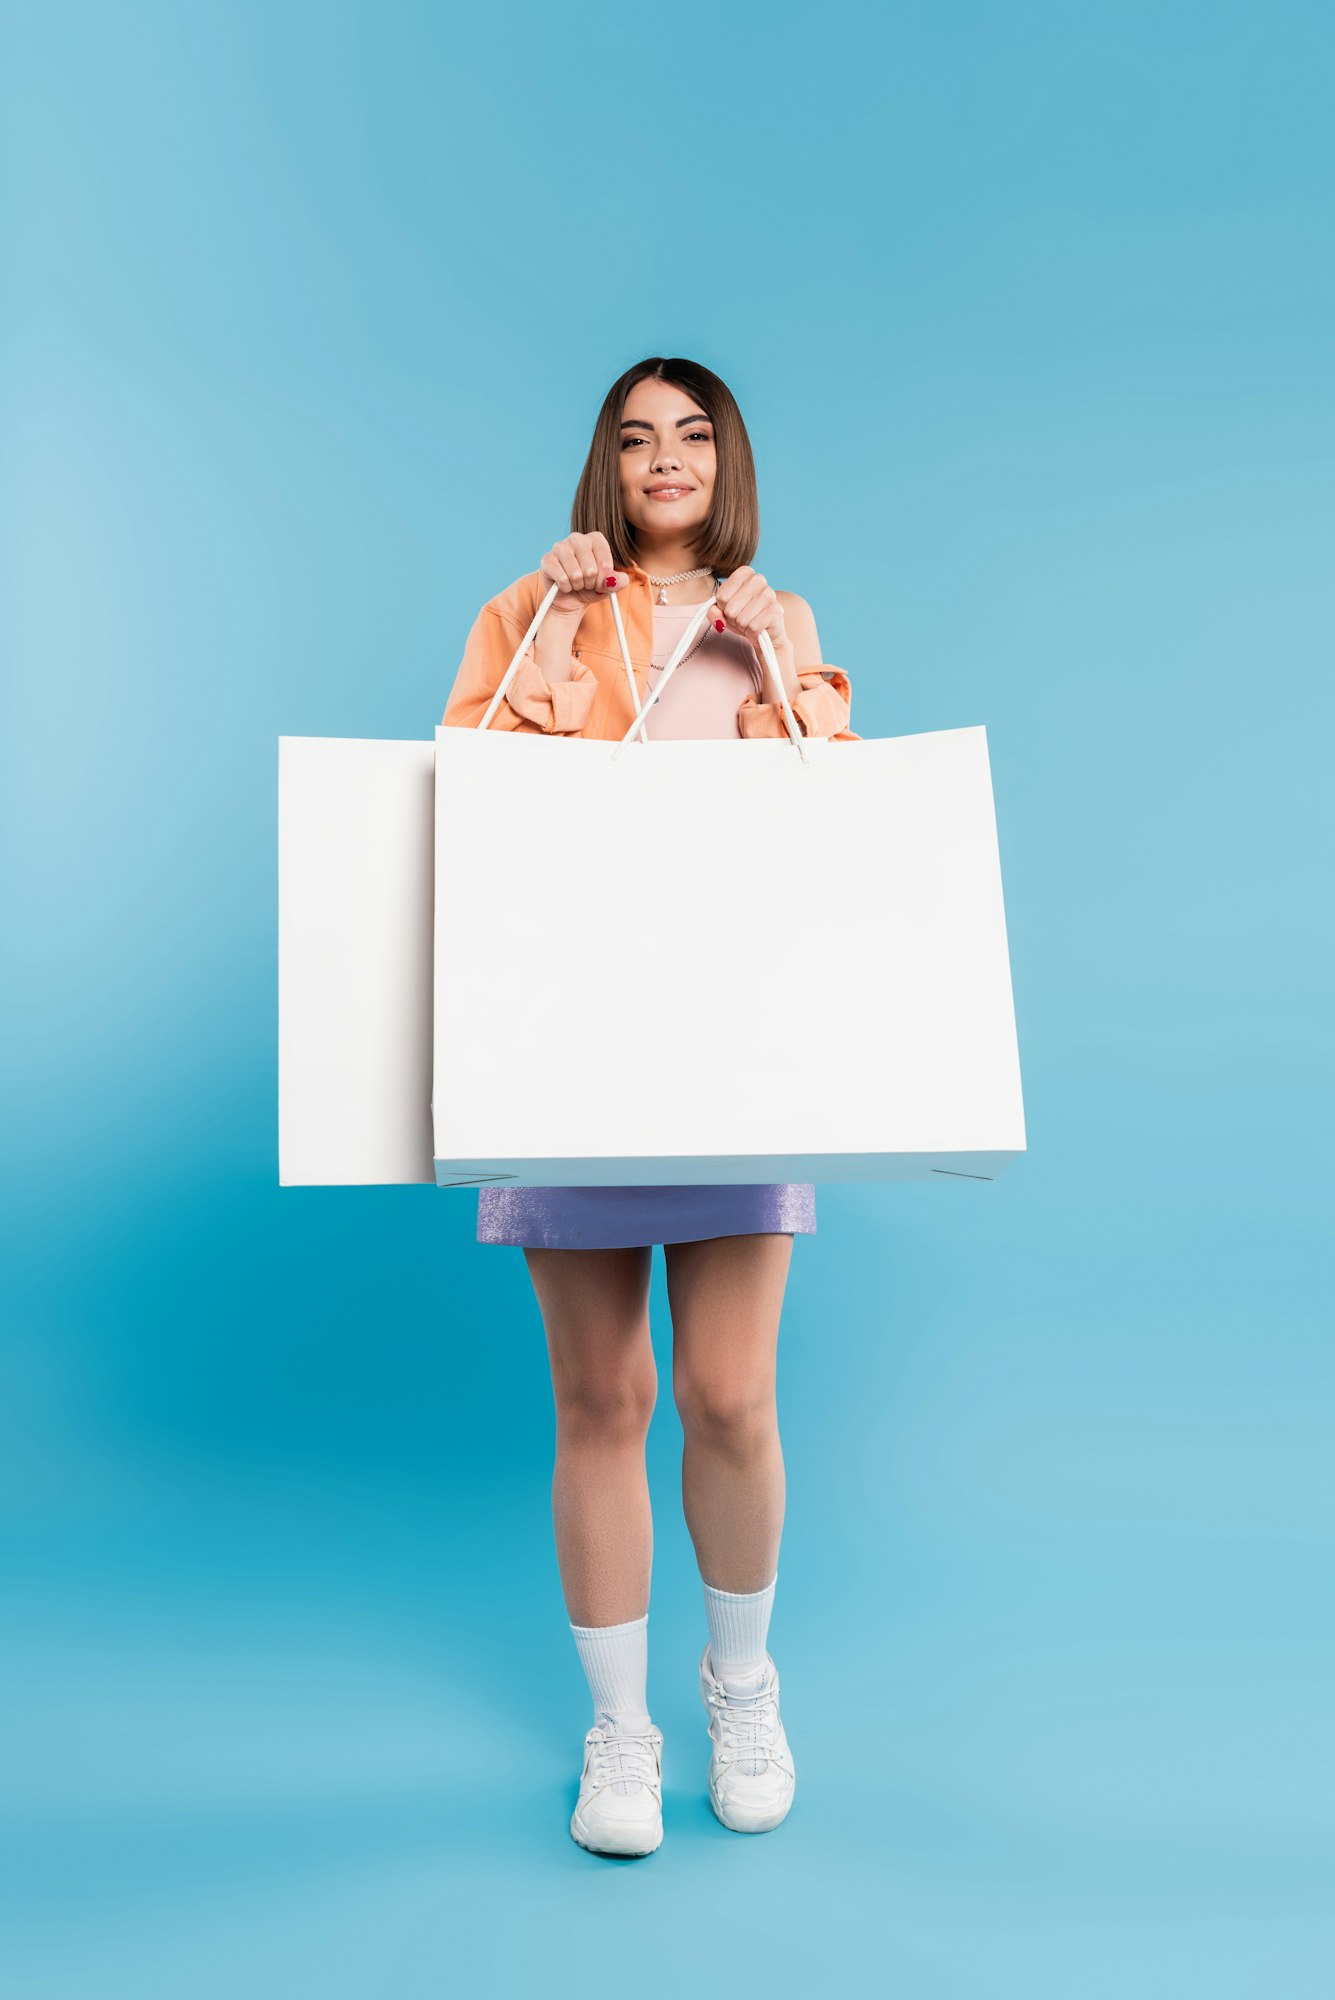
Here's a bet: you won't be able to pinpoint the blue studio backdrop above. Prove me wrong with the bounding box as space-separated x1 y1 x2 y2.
1 2 1330 1995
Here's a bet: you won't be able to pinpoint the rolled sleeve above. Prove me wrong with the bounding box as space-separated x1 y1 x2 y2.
737 667 853 740
504 650 600 734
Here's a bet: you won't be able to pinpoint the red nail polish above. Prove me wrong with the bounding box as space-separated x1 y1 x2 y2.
714 618 725 631
605 576 617 587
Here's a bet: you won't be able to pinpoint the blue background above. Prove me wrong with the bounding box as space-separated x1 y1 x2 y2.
2 1 1331 1992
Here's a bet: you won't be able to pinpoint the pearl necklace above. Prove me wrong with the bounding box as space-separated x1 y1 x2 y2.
645 564 716 606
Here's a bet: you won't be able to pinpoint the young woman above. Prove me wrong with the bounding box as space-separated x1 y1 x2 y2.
441 357 854 1857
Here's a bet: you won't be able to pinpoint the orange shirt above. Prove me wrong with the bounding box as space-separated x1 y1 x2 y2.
441 559 859 742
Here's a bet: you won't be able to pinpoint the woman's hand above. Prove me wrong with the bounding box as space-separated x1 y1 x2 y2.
715 565 788 650
714 567 799 696
537 532 628 621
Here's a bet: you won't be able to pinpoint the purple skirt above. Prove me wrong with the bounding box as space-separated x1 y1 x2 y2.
476 1183 817 1250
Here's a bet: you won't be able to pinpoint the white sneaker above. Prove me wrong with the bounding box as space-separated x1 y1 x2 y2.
699 1645 796 1833
569 1720 665 1857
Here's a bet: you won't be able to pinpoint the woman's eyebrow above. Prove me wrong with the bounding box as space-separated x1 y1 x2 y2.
619 413 711 429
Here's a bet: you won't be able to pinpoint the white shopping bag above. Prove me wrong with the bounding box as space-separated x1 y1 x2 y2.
278 736 436 1186
431 586 1026 1188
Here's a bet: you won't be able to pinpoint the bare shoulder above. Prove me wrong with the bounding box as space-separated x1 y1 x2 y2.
775 588 823 671
775 587 813 617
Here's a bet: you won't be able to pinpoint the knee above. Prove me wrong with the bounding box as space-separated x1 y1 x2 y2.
674 1373 776 1451
554 1362 657 1446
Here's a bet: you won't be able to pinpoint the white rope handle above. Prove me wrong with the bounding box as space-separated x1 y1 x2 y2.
607 592 807 764
476 575 810 764
608 595 810 765
477 579 649 742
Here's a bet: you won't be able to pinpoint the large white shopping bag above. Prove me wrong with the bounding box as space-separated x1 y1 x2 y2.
278 736 436 1186
431 585 1026 1187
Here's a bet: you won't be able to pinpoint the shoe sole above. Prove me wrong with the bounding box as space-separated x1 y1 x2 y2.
570 1806 664 1857
707 1773 794 1834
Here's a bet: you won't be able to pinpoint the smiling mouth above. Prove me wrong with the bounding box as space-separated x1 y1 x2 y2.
646 487 692 499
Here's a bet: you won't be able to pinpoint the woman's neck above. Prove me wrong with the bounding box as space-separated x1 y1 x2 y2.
634 540 715 602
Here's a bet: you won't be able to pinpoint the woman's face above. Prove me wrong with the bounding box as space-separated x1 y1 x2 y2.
618 378 717 554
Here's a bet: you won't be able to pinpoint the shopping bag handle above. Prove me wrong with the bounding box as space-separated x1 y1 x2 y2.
608 593 809 764
478 578 650 742
477 577 810 764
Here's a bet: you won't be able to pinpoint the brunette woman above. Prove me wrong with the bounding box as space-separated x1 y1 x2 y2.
441 357 853 1856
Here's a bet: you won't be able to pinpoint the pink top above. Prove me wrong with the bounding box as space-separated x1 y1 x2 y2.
641 599 765 740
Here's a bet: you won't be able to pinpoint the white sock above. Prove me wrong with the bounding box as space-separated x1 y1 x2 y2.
702 1570 778 1691
569 1613 653 1738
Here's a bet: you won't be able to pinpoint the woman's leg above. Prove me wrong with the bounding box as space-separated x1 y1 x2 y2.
527 1246 666 1850
668 1233 797 1825
665 1232 793 1594
524 1244 656 1627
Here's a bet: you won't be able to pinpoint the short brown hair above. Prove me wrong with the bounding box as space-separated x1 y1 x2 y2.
570 358 760 575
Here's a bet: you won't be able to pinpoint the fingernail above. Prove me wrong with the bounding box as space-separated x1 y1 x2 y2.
605 576 617 587
714 618 725 631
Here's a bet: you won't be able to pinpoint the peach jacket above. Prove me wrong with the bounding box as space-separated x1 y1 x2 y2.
440 559 859 742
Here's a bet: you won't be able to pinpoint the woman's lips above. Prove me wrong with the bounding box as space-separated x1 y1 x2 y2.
646 487 691 500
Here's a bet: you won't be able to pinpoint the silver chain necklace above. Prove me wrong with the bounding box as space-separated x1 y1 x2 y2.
645 564 715 605
643 565 722 681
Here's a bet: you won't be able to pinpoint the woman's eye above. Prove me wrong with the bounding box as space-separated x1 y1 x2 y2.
621 432 712 449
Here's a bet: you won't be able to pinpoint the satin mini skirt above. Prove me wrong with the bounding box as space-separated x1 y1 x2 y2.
476 1183 817 1250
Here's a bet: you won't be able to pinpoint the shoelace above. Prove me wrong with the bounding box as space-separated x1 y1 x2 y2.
588 1726 660 1798
707 1677 779 1776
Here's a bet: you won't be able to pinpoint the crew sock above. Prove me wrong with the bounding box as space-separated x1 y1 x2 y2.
569 1612 653 1738
702 1570 778 1692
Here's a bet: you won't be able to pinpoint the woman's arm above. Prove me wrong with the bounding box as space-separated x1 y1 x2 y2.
735 592 858 741
441 589 599 734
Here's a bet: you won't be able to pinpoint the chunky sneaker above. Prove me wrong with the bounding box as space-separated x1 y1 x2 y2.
699 1645 796 1834
569 1720 665 1856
